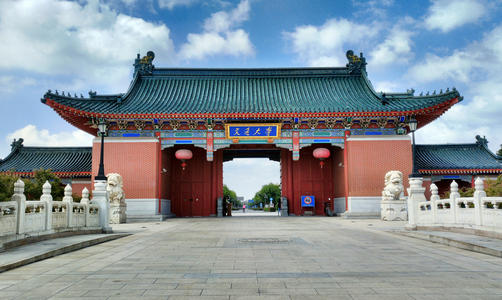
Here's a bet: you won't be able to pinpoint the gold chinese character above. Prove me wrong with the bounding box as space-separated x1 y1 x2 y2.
254 128 261 135
245 127 250 136
233 128 240 136
266 126 273 136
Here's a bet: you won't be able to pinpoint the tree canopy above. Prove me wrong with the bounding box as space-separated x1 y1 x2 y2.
252 183 281 208
223 184 241 207
0 169 64 201
497 145 502 157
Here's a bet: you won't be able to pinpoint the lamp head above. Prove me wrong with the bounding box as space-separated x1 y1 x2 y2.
97 119 107 134
408 117 418 132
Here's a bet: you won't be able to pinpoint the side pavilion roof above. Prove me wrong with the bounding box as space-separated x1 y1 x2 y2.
0 139 92 178
416 136 502 175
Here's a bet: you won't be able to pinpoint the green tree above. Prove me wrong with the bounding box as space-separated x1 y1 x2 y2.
23 169 64 201
497 145 502 157
253 183 281 209
223 184 241 207
446 175 502 198
0 173 18 201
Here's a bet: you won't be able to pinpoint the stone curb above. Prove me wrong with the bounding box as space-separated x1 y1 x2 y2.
0 233 130 273
392 231 502 258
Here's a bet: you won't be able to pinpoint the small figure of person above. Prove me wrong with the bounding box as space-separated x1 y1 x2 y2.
243 203 246 213
277 203 281 216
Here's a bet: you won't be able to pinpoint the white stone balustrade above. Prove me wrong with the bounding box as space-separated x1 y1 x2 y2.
407 177 502 234
0 179 105 243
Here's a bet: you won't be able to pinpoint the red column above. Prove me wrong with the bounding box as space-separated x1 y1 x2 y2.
343 130 350 212
156 133 162 214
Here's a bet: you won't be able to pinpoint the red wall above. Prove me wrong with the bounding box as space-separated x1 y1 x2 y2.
332 148 345 198
71 181 92 196
281 145 338 215
346 138 412 197
92 138 159 199
168 145 223 217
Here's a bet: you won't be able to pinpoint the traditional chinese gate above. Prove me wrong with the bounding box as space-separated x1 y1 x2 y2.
42 50 459 218
166 128 341 217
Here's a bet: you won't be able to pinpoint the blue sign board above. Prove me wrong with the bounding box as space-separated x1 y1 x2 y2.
225 123 281 139
301 195 315 207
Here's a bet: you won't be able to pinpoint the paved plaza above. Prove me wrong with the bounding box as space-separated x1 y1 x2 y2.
1 217 502 300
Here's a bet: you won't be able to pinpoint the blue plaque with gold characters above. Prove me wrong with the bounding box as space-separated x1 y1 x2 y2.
225 123 281 140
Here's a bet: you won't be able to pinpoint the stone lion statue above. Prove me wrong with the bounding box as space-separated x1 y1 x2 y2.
382 170 404 201
106 173 125 205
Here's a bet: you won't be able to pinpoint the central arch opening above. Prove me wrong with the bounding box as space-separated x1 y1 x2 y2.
223 145 281 217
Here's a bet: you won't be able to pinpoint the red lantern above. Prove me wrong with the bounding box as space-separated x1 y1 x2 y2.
313 147 330 168
175 149 193 170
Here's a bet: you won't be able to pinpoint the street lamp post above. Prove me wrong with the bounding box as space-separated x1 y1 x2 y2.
95 119 107 181
408 117 419 178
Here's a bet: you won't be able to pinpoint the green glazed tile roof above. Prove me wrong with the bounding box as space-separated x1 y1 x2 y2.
0 139 91 176
42 67 461 115
416 138 502 171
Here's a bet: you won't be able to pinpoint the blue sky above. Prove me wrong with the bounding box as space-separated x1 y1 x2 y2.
1 0 502 199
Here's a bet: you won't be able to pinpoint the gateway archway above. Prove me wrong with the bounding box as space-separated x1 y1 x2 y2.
166 143 342 217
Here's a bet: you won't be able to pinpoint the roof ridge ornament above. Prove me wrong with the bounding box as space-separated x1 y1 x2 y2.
475 135 488 147
134 51 155 76
346 50 367 74
10 138 24 151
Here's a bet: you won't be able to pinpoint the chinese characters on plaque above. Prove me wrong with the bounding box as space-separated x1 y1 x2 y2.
225 124 281 139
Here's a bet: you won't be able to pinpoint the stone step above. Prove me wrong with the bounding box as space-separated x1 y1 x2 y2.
125 214 171 223
341 212 380 219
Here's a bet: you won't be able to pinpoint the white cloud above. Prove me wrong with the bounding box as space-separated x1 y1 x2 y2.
370 27 414 67
372 80 401 93
0 0 175 92
408 51 478 83
179 0 254 60
121 0 138 6
412 24 502 152
0 76 37 94
409 24 502 83
284 18 378 67
424 0 487 32
6 125 93 149
203 0 249 32
158 0 196 10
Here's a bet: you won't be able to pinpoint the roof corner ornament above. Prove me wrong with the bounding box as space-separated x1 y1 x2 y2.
346 50 367 74
380 93 388 105
134 51 155 76
89 90 97 98
475 135 488 147
10 138 24 151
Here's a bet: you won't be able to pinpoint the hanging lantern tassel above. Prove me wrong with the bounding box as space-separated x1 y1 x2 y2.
313 148 330 168
175 149 193 171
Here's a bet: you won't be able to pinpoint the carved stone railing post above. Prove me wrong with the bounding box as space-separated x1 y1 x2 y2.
12 179 26 234
81 187 90 226
40 181 53 231
62 184 73 227
449 180 460 223
92 180 111 232
406 177 425 230
473 177 485 226
430 183 439 223
217 197 223 217
281 196 289 216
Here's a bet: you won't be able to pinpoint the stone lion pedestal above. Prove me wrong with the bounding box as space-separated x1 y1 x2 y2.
380 170 408 221
107 173 127 224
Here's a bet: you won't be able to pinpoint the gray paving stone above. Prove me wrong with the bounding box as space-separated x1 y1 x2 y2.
0 218 501 299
